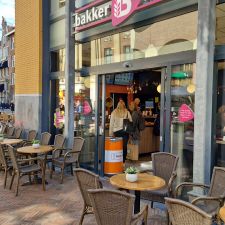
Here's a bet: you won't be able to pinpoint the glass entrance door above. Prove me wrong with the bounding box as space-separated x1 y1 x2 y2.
169 63 196 183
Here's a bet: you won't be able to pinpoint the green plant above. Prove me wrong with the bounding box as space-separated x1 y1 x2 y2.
32 139 40 144
0 134 4 137
125 166 138 174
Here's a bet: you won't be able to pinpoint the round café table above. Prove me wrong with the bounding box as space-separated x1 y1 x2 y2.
219 205 225 223
17 145 53 190
110 173 165 214
0 138 23 145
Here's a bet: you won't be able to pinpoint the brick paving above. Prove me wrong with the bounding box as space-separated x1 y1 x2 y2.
0 169 167 225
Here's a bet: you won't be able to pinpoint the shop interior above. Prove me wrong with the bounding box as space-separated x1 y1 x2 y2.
105 69 161 157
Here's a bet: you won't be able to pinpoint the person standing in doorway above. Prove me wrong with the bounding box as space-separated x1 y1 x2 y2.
109 99 132 163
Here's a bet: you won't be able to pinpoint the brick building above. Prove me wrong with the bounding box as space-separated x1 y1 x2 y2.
0 16 15 106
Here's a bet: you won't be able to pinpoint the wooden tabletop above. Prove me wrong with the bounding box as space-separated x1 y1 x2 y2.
17 145 53 154
0 138 23 145
219 206 225 222
110 173 165 191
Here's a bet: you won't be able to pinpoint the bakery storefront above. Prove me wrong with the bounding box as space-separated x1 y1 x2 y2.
50 0 225 181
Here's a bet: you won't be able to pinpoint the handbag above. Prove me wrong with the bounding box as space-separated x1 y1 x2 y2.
123 112 135 133
127 140 139 160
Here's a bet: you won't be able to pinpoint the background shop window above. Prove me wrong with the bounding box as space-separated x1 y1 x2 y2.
104 48 113 64
50 49 65 72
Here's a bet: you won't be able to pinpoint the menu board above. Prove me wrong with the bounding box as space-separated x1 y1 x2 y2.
114 73 133 85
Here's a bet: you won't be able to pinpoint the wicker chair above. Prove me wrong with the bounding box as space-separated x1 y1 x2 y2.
50 137 84 183
40 132 51 145
141 152 179 207
22 130 37 146
165 197 213 225
175 167 225 218
8 127 22 139
88 189 148 225
7 145 44 196
0 123 7 134
0 144 12 188
74 168 103 225
6 126 15 138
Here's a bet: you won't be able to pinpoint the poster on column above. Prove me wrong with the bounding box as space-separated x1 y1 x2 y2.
178 104 194 122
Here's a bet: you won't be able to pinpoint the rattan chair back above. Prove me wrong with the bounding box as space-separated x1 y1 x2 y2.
88 189 135 225
71 137 84 162
208 167 225 198
7 127 15 137
152 152 179 184
75 168 102 207
0 124 7 134
54 134 65 149
7 145 19 171
0 144 7 167
165 197 213 225
27 130 37 141
40 132 51 145
14 128 22 139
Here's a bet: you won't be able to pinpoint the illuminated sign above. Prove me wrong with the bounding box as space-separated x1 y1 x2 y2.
73 0 163 33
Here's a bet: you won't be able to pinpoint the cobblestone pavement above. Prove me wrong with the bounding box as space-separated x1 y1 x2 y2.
0 169 167 225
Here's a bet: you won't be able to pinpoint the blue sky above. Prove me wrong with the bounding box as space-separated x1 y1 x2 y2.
0 0 15 36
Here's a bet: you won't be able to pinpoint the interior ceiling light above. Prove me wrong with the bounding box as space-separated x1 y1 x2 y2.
157 84 161 93
187 84 196 94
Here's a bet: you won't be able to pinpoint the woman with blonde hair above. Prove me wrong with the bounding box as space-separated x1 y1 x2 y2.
109 99 132 162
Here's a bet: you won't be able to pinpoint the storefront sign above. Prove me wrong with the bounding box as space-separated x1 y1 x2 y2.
73 0 164 33
178 104 194 123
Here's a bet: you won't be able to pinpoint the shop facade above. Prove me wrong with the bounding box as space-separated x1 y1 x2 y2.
15 0 225 182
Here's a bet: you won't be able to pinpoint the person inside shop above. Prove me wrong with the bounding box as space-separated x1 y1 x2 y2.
109 99 132 163
129 100 145 143
216 105 225 138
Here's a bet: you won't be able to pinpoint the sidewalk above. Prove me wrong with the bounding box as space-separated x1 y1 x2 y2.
0 169 167 225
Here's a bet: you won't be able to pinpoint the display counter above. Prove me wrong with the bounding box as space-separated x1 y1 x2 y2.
139 125 160 154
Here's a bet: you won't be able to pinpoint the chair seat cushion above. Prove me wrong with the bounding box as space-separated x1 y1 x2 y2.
20 164 41 173
141 187 168 203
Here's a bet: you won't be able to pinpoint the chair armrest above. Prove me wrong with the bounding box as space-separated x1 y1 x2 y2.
131 204 148 225
52 148 66 158
192 196 224 208
64 150 80 158
175 182 210 198
168 171 177 196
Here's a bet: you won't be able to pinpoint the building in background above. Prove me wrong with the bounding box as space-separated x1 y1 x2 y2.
0 17 15 107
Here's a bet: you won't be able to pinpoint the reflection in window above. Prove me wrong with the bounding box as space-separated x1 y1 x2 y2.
104 48 113 64
50 49 65 72
216 3 225 45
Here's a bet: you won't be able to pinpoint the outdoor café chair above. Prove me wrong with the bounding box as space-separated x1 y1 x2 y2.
40 132 51 145
74 168 103 225
6 126 15 138
22 130 37 147
0 123 7 134
8 127 22 139
88 189 148 225
141 152 179 207
165 197 213 225
0 144 13 188
175 166 225 222
7 145 44 196
50 137 84 183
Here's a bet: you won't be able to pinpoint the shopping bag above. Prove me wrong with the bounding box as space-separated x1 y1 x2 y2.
123 118 135 133
127 141 139 160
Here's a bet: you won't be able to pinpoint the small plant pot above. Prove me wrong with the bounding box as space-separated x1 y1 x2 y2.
126 173 138 182
32 143 40 149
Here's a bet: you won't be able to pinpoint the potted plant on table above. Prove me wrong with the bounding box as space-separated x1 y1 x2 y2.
125 166 138 182
32 139 40 148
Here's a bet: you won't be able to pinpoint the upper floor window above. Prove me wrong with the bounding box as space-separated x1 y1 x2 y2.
11 55 15 68
104 48 113 64
11 37 14 50
11 73 15 85
123 45 133 61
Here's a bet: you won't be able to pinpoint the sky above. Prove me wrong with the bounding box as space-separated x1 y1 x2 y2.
0 0 15 36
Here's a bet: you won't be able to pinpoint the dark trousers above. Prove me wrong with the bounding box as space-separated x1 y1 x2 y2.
114 130 129 163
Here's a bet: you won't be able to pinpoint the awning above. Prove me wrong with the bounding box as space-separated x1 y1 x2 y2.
0 84 5 92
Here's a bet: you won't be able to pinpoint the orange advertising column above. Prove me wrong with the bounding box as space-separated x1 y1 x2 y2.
104 137 123 174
